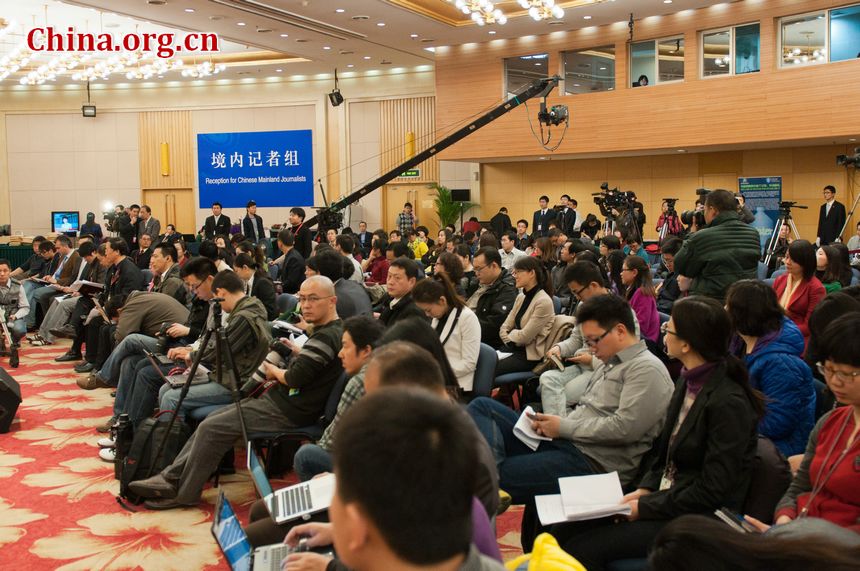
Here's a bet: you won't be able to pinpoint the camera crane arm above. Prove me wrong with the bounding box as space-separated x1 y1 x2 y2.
304 75 562 229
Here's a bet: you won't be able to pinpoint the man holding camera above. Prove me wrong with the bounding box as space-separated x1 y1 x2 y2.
674 189 761 301
130 275 344 510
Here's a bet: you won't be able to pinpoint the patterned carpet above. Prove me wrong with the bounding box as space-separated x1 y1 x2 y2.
0 340 524 570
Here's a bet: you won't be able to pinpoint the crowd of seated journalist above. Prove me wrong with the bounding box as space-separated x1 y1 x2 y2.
4 188 859 570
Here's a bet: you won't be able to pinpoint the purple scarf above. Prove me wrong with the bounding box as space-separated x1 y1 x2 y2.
680 361 720 397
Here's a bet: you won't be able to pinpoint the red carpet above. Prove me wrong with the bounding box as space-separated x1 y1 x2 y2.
1 341 523 569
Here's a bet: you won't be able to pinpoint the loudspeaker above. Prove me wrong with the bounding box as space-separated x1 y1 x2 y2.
451 188 470 202
0 366 21 433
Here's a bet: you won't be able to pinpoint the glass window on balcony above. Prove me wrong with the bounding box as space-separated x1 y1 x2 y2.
830 4 860 63
703 30 732 77
563 46 616 94
630 40 655 87
780 12 827 67
504 53 549 97
735 23 761 73
658 37 685 82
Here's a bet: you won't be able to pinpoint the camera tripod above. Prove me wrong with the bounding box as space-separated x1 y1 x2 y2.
148 300 249 478
763 207 801 268
658 212 681 244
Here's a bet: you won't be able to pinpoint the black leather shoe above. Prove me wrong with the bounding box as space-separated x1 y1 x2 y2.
129 474 178 500
74 362 95 373
55 352 82 362
144 498 196 511
49 326 76 339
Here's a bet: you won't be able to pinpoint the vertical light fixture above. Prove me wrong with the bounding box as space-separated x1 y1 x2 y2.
405 131 415 159
160 142 170 176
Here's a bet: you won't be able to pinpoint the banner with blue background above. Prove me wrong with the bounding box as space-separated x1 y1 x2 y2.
739 176 783 249
197 130 314 208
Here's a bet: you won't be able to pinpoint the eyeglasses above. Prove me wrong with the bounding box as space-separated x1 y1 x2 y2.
185 280 203 291
660 322 678 337
584 324 617 347
473 263 488 273
571 284 589 299
297 295 334 305
816 362 860 384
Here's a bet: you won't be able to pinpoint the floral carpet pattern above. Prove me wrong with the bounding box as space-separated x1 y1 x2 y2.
0 341 523 569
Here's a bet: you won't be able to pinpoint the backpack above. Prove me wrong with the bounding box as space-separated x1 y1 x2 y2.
117 412 192 507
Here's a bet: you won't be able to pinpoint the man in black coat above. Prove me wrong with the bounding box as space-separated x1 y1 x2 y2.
532 195 557 238
288 207 313 260
374 257 426 326
467 247 518 348
489 207 513 238
116 205 140 250
817 184 847 245
556 195 579 237
277 228 306 295
355 221 373 258
203 202 232 240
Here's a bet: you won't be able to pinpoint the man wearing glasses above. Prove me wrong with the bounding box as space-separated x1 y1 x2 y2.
131 275 344 510
539 261 641 417
816 185 846 246
468 293 672 550
466 247 518 349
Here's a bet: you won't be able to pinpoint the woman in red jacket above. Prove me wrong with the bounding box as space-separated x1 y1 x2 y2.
768 313 860 535
772 240 825 348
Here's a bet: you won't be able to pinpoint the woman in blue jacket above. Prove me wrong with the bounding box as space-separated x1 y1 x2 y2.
726 280 816 457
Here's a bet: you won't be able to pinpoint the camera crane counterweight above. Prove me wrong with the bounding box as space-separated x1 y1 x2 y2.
304 76 563 230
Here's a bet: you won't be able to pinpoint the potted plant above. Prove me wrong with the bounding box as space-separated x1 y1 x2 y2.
430 183 475 229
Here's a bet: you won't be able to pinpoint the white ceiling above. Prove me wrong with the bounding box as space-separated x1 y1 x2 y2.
1 0 737 86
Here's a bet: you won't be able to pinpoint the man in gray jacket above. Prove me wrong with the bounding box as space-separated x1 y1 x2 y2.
469 294 673 550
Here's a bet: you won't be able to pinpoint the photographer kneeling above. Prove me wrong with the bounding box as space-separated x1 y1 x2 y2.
674 189 761 301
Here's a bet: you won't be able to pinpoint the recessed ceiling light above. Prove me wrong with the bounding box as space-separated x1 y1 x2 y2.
410 33 418 38
237 22 246 26
347 64 354 68
184 8 195 13
677 149 687 153
850 138 857 142
323 46 331 50
363 55 371 60
583 15 592 19
663 0 672 3
335 8 345 13
377 22 385 27
280 33 288 37
488 30 496 34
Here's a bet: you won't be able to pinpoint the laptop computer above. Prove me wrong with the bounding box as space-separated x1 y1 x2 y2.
143 350 211 389
247 444 335 524
211 491 294 571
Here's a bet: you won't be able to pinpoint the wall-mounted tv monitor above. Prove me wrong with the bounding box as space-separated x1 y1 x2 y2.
51 211 80 233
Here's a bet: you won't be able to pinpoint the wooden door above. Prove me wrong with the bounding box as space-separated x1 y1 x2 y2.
142 188 195 234
383 184 439 234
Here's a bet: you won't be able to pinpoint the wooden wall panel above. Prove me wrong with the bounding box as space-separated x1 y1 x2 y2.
379 96 439 184
435 0 860 162
139 111 193 190
480 144 854 242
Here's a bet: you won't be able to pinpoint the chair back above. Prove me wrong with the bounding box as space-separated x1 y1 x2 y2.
322 371 349 426
742 436 792 524
268 263 281 281
277 293 297 315
473 343 498 398
757 261 769 281
552 295 562 315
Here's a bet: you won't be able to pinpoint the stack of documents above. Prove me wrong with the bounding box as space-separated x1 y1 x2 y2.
512 406 552 451
535 472 632 525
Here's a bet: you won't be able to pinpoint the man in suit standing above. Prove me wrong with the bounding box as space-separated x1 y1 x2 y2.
556 195 581 237
203 202 231 240
276 228 306 295
356 221 373 258
138 205 161 244
490 207 513 238
532 195 557 238
817 185 847 245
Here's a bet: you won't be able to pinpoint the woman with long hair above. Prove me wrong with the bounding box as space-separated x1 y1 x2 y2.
235 240 267 272
772 239 826 346
580 213 601 240
174 240 190 268
532 236 557 274
496 256 555 376
816 244 853 293
422 228 452 267
725 280 815 457
412 274 481 394
558 296 763 570
605 249 626 295
649 514 860 571
433 251 466 296
233 252 278 320
621 255 659 342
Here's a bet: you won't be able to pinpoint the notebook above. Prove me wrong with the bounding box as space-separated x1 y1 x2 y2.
535 472 632 525
247 444 335 524
211 491 295 571
513 406 552 451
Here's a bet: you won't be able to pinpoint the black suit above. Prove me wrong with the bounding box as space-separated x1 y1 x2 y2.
242 215 266 243
356 231 373 257
204 214 232 240
532 208 557 237
376 293 426 327
556 208 577 236
490 212 513 238
817 200 847 245
250 274 278 320
279 248 306 295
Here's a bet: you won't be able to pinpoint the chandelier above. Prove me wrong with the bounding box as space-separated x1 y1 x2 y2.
518 0 565 21
19 53 91 85
126 58 184 80
448 0 507 26
180 61 227 78
783 30 825 65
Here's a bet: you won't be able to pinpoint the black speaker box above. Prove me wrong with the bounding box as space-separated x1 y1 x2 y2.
451 188 471 202
0 366 21 433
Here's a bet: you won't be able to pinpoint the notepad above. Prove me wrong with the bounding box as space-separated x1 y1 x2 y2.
512 406 552 451
559 472 632 520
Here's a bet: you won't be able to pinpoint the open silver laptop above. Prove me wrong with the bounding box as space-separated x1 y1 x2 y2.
246 444 335 524
211 491 295 571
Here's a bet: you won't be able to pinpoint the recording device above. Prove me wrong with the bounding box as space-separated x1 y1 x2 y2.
695 187 712 196
103 210 118 230
593 183 636 218
778 201 807 212
663 198 679 214
836 147 860 167
250 338 294 386
681 208 705 229
714 508 759 534
537 104 569 127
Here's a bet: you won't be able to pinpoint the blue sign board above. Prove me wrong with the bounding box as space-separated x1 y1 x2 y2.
197 130 314 208
738 176 782 249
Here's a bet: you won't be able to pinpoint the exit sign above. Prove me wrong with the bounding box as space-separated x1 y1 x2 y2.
399 169 421 178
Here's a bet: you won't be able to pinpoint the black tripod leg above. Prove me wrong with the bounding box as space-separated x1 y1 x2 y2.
215 329 250 446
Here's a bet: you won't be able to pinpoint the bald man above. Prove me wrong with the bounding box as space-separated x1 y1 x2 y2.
131 275 345 510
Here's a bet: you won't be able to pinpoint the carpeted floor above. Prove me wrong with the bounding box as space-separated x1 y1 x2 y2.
1 340 524 569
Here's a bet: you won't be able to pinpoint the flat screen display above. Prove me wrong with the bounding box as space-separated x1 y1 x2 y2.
51 211 80 233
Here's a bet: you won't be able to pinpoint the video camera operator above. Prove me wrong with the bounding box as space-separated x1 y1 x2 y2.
674 189 761 301
594 184 645 241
